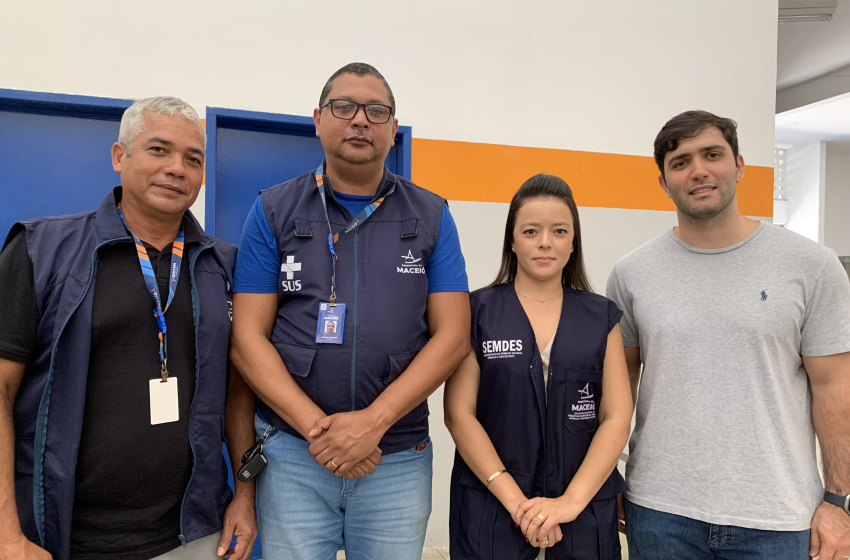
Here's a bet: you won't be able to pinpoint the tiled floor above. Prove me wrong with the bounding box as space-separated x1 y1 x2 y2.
336 550 449 559
334 535 628 559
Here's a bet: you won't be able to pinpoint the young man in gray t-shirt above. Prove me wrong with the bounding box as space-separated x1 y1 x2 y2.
606 110 850 559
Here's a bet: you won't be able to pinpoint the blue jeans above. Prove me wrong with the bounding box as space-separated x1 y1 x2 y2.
254 415 432 560
624 499 810 559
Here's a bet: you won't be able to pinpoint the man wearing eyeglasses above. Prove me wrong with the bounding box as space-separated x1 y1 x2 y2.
231 63 471 559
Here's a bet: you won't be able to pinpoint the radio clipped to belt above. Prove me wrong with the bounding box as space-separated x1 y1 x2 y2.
237 425 275 483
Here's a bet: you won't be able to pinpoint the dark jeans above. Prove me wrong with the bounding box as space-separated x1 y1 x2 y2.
624 499 810 560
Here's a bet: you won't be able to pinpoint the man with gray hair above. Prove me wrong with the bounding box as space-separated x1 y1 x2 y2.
0 97 256 560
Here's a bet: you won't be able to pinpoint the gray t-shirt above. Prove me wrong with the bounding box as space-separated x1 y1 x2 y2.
606 221 850 530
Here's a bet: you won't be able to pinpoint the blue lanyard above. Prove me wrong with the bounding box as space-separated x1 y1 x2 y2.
117 208 184 381
314 162 394 304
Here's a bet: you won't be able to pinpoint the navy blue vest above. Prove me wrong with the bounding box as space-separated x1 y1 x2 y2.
260 168 445 454
8 189 235 560
449 282 628 560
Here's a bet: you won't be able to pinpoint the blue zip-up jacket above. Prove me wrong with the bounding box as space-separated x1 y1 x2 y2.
8 188 236 560
259 168 444 454
450 283 628 560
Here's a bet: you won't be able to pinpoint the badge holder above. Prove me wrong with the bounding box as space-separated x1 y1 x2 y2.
316 302 346 344
237 425 275 483
312 161 392 347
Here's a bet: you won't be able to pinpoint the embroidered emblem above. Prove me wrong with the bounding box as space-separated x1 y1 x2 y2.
280 255 302 292
397 250 425 274
280 255 302 279
401 249 422 264
570 382 597 419
760 290 767 301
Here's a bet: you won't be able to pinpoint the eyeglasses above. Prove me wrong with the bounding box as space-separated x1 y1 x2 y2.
320 99 394 124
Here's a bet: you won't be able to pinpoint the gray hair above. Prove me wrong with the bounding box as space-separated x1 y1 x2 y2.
118 96 206 154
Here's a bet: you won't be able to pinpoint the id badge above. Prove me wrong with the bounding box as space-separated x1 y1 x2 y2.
316 302 346 344
149 377 179 425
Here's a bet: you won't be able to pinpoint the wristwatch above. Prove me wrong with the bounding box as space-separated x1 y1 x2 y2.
824 491 850 514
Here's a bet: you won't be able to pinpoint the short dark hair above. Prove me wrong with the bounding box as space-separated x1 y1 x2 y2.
654 110 739 176
491 173 592 292
318 62 396 111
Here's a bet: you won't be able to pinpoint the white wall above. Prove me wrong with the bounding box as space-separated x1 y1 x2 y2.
785 142 826 242
824 146 850 255
0 0 779 548
0 1 778 166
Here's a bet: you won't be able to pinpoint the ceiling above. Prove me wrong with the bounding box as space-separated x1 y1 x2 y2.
777 0 850 89
775 92 850 146
776 0 850 149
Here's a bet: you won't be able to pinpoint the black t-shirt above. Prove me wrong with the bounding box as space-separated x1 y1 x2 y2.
0 217 201 559
0 228 39 363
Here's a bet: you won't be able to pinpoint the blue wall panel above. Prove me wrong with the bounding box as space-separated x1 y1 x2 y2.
213 124 326 245
0 90 128 239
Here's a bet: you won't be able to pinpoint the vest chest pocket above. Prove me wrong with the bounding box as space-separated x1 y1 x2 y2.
563 368 602 434
385 349 420 385
273 341 318 401
385 349 428 428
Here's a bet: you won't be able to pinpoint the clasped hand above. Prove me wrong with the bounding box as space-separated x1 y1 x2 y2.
513 496 583 550
308 410 383 479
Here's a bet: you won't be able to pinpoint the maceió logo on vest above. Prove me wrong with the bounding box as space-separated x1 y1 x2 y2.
398 250 425 274
569 383 597 420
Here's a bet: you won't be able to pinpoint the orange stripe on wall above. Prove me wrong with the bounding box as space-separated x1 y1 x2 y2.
412 138 773 216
